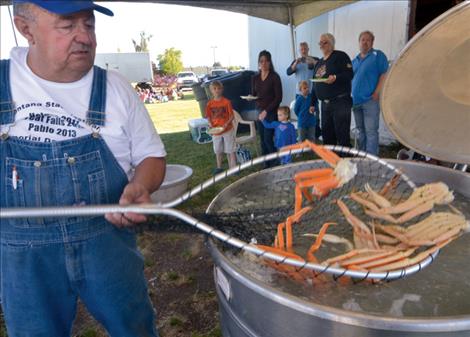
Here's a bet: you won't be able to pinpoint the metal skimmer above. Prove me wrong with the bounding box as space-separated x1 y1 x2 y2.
1 145 440 281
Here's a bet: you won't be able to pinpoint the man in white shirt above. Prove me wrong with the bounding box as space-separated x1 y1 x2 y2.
0 1 165 336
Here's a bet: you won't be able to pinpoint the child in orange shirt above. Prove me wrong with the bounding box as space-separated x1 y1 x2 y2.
205 81 237 174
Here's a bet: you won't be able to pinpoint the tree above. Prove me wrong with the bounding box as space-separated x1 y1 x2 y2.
132 31 153 52
213 61 222 68
157 48 183 75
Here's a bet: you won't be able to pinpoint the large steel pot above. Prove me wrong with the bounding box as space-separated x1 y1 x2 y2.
206 2 470 335
207 160 470 337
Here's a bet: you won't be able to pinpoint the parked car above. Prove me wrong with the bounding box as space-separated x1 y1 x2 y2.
210 68 229 77
176 71 199 90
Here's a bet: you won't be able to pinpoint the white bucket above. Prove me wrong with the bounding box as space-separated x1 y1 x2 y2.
150 164 193 203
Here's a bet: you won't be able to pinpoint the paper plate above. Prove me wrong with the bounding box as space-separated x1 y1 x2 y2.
240 95 258 101
208 127 224 135
311 78 328 82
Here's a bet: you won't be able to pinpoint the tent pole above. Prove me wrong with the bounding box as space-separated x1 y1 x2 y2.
288 5 296 58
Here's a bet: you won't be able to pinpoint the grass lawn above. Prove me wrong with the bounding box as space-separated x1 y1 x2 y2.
146 93 259 211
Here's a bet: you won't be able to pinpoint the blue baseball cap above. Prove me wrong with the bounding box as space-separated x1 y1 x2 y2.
13 0 114 16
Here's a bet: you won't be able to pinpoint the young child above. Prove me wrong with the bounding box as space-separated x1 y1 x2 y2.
259 106 297 164
294 80 317 142
205 81 237 174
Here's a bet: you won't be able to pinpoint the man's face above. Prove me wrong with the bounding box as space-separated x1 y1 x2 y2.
319 37 333 56
300 84 309 96
359 33 374 54
28 7 97 81
299 44 309 57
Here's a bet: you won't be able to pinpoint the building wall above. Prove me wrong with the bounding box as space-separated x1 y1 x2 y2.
248 0 410 144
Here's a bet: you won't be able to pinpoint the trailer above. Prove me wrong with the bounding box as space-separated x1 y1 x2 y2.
94 52 153 83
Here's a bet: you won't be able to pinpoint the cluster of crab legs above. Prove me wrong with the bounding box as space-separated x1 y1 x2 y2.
255 141 469 283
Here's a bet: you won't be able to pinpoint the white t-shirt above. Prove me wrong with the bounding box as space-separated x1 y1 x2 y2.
2 47 166 178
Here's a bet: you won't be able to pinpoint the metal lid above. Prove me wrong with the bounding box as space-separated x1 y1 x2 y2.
381 1 470 165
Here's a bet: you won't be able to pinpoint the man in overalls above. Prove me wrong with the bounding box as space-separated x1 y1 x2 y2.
0 1 166 336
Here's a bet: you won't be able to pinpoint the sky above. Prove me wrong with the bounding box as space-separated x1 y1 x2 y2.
0 2 249 68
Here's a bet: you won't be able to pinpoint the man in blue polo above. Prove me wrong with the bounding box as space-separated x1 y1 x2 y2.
352 30 388 155
1 1 166 336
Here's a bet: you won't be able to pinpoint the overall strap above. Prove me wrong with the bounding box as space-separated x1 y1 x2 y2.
86 65 107 127
0 59 16 125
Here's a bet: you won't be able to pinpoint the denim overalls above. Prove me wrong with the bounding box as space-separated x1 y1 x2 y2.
0 60 158 337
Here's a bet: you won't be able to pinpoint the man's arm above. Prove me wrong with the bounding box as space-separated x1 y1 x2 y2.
286 60 297 75
334 52 354 83
372 51 389 100
372 73 387 101
105 157 166 227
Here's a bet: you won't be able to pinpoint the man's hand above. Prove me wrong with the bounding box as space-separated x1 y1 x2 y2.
105 182 151 227
258 110 267 121
309 106 315 114
306 56 317 66
372 91 380 101
325 74 336 84
105 157 166 228
291 58 300 71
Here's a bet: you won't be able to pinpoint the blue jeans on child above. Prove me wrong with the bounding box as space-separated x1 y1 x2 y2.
352 98 380 155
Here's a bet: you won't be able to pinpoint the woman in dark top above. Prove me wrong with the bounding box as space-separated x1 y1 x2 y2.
252 50 283 167
311 33 353 147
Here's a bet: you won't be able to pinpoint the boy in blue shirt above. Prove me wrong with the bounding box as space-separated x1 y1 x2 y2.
352 30 389 155
259 106 297 164
294 80 317 142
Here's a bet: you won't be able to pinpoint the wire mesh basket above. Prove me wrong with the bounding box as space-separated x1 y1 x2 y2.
2 145 442 281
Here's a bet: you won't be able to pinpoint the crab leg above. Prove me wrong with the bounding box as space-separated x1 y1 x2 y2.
256 244 309 283
322 249 386 266
285 206 312 249
379 173 402 196
356 248 416 269
407 226 463 246
312 178 342 197
405 213 467 239
365 183 392 208
306 222 336 262
337 249 402 268
365 209 398 223
350 192 381 212
294 168 334 182
337 199 371 233
395 200 435 223
375 224 411 245
302 233 354 251
282 141 341 167
275 222 286 249
295 186 304 213
371 239 452 272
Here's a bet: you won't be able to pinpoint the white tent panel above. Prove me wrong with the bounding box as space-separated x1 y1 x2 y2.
328 0 409 61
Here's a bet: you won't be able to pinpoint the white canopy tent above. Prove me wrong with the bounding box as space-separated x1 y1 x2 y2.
0 0 356 26
0 0 356 56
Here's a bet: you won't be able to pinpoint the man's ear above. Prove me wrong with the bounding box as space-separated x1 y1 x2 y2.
14 16 35 45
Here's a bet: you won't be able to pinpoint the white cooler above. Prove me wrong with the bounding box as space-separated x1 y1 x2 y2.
188 118 212 144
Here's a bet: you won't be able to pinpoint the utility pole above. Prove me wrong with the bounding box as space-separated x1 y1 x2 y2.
210 46 217 66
